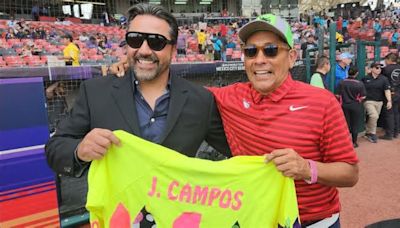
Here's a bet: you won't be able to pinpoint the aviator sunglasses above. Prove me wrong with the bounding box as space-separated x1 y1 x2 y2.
125 31 175 51
243 44 291 58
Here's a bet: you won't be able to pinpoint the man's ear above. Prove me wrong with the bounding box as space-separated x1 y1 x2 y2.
288 49 298 69
171 45 177 59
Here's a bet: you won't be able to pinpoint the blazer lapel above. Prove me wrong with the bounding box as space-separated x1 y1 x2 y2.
111 70 141 135
159 76 188 143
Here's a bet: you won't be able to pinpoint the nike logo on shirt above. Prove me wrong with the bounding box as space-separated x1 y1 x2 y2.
289 105 308 111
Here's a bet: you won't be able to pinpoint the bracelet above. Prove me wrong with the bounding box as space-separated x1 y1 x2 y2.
304 159 318 184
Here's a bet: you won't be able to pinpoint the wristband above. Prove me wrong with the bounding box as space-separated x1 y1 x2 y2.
304 159 318 184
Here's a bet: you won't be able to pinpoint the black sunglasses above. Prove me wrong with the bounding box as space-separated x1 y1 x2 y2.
243 44 290 58
125 31 174 51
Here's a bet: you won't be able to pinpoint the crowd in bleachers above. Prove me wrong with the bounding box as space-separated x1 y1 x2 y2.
2 5 400 68
0 18 125 67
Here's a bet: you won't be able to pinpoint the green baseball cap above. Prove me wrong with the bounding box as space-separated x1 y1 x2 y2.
238 14 294 48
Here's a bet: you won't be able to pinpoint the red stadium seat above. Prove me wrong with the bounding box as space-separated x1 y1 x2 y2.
196 54 205 62
186 54 196 62
6 60 25 67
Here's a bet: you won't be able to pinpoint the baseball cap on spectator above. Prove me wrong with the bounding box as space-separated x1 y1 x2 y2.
120 16 127 25
238 14 294 48
338 52 354 60
370 62 383 68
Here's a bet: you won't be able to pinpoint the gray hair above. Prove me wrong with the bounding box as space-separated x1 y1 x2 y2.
126 3 178 44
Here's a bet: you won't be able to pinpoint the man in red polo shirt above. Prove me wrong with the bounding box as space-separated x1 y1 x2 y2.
208 14 359 227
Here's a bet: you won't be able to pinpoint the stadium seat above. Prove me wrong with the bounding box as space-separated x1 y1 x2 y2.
6 60 25 67
196 54 205 62
186 54 196 62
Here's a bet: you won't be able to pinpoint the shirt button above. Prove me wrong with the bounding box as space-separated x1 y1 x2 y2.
150 118 155 123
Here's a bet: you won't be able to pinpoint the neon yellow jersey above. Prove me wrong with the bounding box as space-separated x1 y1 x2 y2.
87 130 300 228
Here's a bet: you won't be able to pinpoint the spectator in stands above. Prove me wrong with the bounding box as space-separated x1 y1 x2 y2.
5 28 15 40
209 14 358 226
300 34 317 59
373 18 382 41
196 29 206 54
99 34 112 49
337 66 366 148
205 33 214 61
20 43 33 58
45 5 231 228
362 62 392 143
226 37 236 49
336 32 344 44
79 32 89 42
32 4 40 21
310 55 331 89
381 53 400 139
176 28 187 55
7 16 16 28
41 5 49 16
60 34 80 66
46 81 68 132
342 18 348 36
220 22 228 37
337 16 343 33
219 33 227 61
334 52 353 88
212 33 223 60
86 36 98 49
98 40 110 55
391 28 399 49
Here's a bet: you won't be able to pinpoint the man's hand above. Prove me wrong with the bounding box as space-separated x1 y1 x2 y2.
265 148 310 180
109 56 128 77
77 128 121 162
387 101 392 110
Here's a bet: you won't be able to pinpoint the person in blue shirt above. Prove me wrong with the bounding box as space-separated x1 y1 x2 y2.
373 19 382 41
211 33 224 61
342 19 348 36
325 52 353 90
391 29 399 49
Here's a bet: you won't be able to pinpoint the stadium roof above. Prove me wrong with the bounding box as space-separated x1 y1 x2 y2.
299 0 370 12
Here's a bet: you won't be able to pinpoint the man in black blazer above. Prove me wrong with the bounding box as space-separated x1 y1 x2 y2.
45 4 231 178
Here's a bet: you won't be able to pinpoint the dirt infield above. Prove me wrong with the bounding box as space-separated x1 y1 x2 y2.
339 130 400 228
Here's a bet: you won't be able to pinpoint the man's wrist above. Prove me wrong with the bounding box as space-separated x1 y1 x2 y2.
304 159 318 184
74 145 88 165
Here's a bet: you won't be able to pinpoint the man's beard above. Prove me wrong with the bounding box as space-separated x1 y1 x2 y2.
130 53 164 81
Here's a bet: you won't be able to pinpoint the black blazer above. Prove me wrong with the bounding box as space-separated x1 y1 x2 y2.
45 70 231 176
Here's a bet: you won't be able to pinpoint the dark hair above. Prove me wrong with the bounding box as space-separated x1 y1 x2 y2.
385 52 397 63
126 3 178 44
62 34 73 42
348 66 359 77
316 56 330 69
